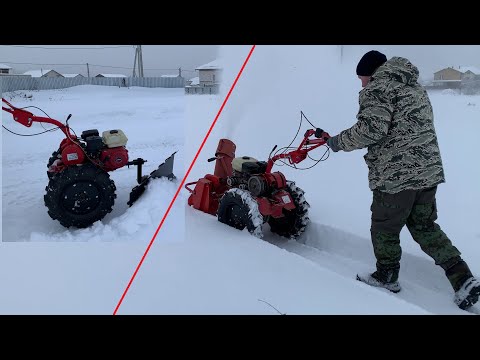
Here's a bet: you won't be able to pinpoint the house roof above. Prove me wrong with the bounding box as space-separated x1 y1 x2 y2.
434 67 462 75
0 63 12 69
434 66 480 75
161 74 178 78
189 76 200 85
96 73 127 77
62 73 83 78
458 66 480 74
23 69 59 77
195 59 222 70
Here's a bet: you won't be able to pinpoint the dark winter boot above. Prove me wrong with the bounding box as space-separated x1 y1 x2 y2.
454 277 480 310
356 266 401 293
440 256 480 310
441 257 473 292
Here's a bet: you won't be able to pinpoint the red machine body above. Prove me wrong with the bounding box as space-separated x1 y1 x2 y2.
257 189 296 217
186 174 224 215
61 143 86 166
185 139 235 215
213 138 236 178
185 128 330 219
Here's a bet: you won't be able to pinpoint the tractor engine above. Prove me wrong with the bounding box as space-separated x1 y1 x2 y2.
226 156 286 197
57 129 129 172
82 129 129 171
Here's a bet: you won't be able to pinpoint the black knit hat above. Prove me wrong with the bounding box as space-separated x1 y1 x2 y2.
356 50 387 76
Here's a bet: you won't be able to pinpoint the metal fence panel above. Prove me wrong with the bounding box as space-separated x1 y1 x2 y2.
1 76 185 93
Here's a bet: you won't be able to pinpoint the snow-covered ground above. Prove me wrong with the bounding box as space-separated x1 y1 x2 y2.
2 85 185 243
1 46 479 315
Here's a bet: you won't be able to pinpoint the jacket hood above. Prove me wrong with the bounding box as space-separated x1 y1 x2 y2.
372 56 419 85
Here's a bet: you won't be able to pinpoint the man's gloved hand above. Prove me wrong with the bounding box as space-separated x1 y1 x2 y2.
327 135 341 153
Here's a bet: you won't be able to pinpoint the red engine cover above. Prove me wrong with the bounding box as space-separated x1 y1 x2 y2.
100 147 129 171
263 171 287 189
61 143 85 166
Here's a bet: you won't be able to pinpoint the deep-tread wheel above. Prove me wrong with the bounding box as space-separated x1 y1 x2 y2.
217 188 264 239
44 163 116 228
268 181 310 239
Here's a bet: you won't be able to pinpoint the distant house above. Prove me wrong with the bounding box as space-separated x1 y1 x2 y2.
458 66 480 80
458 67 480 95
62 73 84 78
161 74 180 78
433 66 480 90
95 73 127 78
23 69 63 78
186 59 222 94
0 63 12 75
434 67 462 81
195 59 222 86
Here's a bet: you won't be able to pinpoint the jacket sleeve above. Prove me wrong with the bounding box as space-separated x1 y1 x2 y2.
337 88 393 152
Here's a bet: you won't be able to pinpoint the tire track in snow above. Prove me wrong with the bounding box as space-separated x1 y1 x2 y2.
184 196 478 314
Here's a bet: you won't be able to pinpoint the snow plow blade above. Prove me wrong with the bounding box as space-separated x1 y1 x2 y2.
148 151 177 181
127 151 177 207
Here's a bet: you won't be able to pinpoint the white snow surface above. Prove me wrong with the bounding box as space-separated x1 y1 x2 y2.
2 85 185 243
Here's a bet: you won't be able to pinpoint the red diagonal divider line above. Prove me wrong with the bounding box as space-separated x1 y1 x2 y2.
113 45 256 315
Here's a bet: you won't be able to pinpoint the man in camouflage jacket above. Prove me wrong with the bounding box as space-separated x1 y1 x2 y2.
326 50 479 310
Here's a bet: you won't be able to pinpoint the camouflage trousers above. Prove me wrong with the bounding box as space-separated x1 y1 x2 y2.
370 186 469 290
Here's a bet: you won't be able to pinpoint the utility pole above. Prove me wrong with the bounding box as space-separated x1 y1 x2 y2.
138 45 144 78
86 63 90 77
132 45 144 77
132 46 138 77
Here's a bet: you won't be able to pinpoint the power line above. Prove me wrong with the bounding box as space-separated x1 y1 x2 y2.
89 64 138 70
1 61 86 66
1 45 132 50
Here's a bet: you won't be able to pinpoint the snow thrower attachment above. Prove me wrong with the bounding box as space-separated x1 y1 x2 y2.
185 124 331 240
2 98 176 228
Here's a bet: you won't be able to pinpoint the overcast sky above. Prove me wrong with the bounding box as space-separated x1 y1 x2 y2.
1 45 479 81
0 45 219 78
342 45 480 80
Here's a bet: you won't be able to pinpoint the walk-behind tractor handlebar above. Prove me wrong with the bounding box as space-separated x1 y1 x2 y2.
2 98 76 139
266 128 330 172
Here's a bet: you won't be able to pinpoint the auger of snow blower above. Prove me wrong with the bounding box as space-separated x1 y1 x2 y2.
2 97 176 229
185 127 331 240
